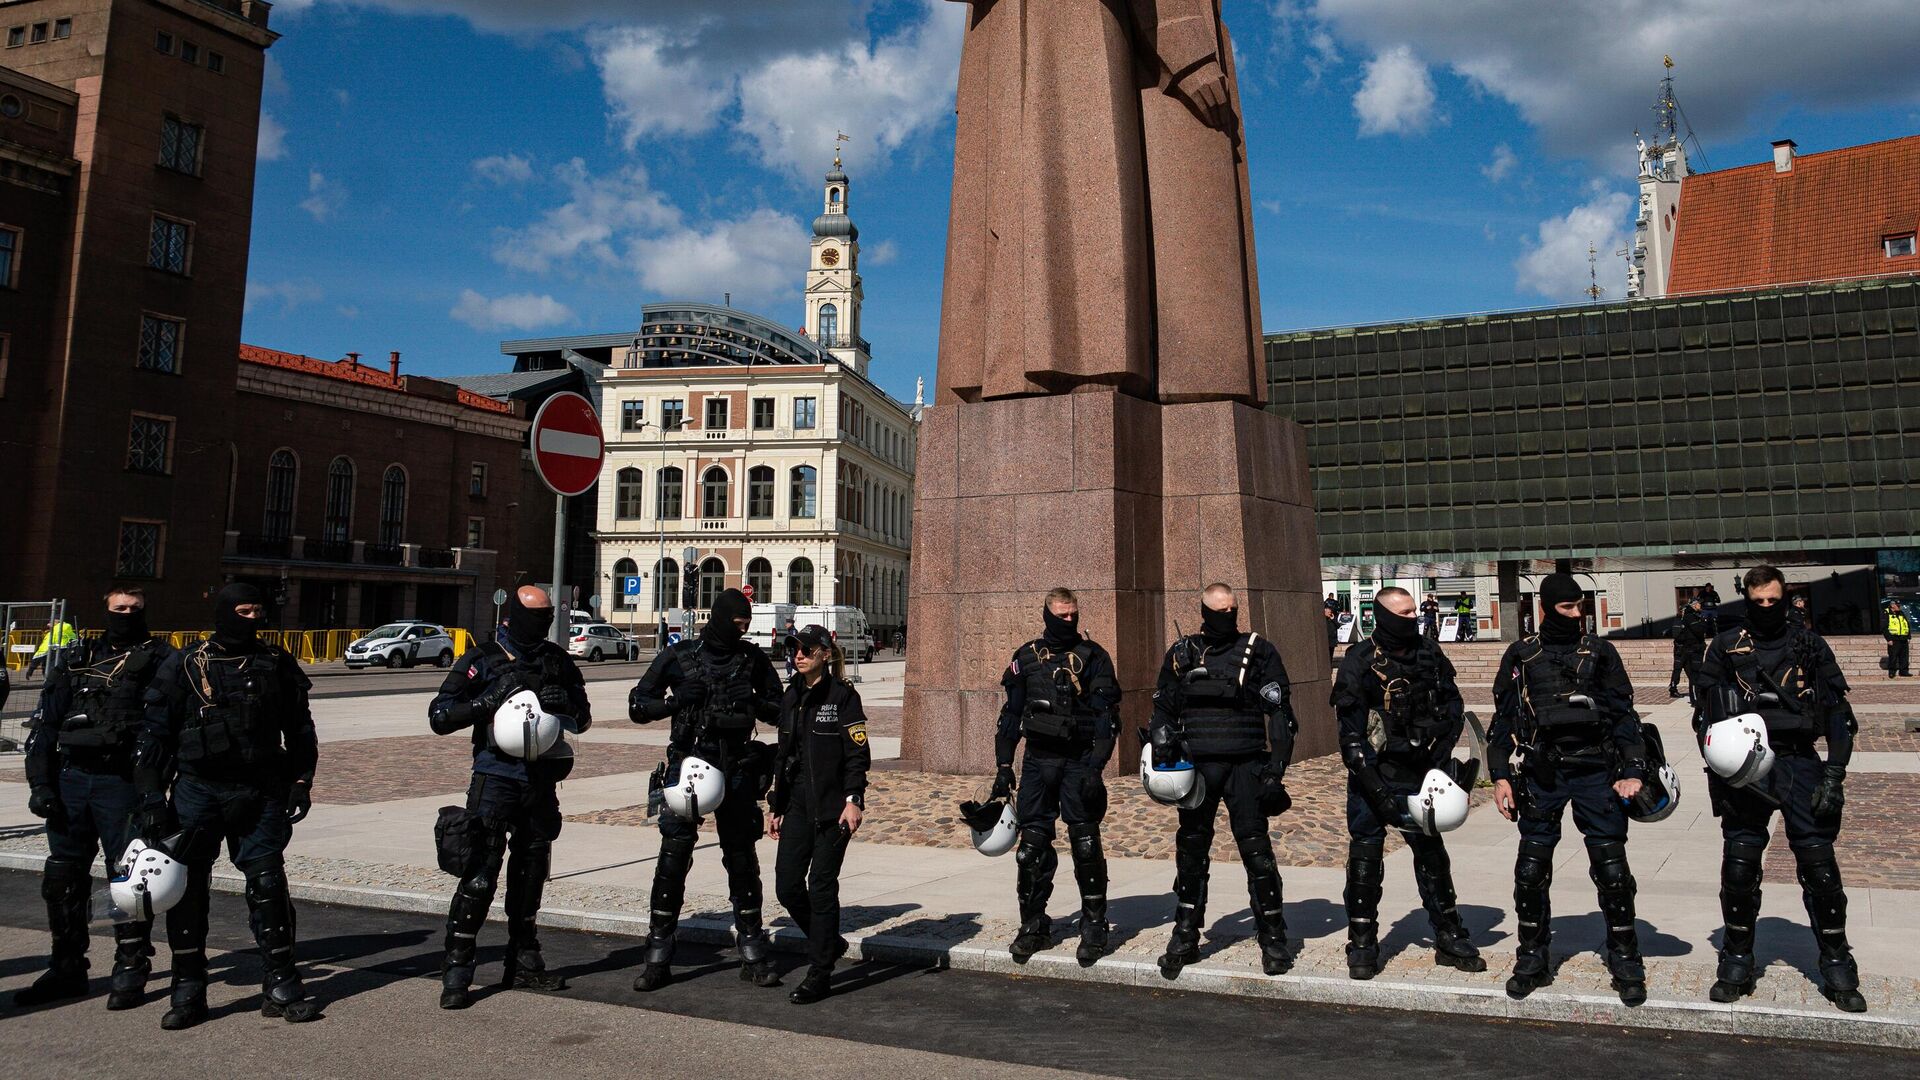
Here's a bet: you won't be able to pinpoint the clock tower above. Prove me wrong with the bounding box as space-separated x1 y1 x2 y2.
807 153 868 376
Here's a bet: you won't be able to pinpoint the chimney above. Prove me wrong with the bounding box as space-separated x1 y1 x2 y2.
1772 139 1797 173
345 352 361 367
389 351 401 379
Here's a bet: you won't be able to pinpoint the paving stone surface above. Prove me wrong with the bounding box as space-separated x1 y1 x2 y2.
311 735 665 805
1758 773 1920 891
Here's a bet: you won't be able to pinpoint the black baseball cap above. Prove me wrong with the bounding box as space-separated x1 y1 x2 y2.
784 624 833 653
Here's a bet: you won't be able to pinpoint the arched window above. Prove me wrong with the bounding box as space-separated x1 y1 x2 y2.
697 557 726 609
829 187 841 207
323 457 355 544
747 466 774 519
746 557 772 602
701 466 730 519
616 467 644 519
654 558 679 613
379 465 407 546
790 465 817 519
657 466 683 520
613 557 638 609
818 303 839 343
263 449 297 539
789 557 815 605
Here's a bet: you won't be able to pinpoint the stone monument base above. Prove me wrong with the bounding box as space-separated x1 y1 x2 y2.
904 388 1331 776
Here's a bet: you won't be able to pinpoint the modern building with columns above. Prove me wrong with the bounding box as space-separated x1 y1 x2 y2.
496 160 918 642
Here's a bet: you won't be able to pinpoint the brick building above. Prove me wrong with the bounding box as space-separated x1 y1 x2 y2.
0 0 277 623
224 346 531 633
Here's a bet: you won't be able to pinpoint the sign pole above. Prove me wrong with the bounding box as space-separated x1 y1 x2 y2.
550 495 568 647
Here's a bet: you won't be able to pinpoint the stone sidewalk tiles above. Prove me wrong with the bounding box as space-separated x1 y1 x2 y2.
312 735 664 805
1855 714 1920 753
1758 774 1920 890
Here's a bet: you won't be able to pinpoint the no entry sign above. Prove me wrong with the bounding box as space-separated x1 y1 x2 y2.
530 391 605 497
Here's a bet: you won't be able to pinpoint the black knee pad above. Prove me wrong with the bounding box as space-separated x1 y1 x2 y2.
1722 841 1765 892
1236 834 1278 877
1515 840 1555 889
1793 845 1843 896
1174 836 1211 880
1587 841 1634 891
42 857 90 897
1346 838 1385 880
658 833 696 877
1067 822 1101 862
1014 829 1053 867
241 859 289 902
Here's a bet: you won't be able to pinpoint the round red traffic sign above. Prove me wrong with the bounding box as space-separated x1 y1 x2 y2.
530 391 605 497
741 583 755 601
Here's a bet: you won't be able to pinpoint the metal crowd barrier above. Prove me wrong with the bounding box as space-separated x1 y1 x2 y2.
10 627 476 668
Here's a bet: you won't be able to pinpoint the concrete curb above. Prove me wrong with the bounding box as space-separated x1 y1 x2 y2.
2 850 1910 1050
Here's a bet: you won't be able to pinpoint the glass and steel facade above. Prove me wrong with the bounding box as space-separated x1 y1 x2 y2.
1265 276 1920 565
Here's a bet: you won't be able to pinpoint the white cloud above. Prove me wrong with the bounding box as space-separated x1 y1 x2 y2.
1514 190 1632 298
257 113 287 162
1354 45 1437 136
492 159 678 274
299 169 344 221
1307 1 1920 163
865 239 899 266
246 279 325 315
263 55 290 96
450 289 576 331
1482 142 1519 182
593 27 736 144
630 209 810 305
472 153 535 185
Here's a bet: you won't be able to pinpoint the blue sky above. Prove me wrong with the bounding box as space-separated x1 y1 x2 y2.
243 1 1920 404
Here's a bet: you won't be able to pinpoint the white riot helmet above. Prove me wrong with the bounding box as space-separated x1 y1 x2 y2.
662 755 725 818
1407 768 1471 835
1704 714 1774 787
1141 753 1207 810
491 689 563 761
1625 762 1682 822
109 839 188 921
962 799 1018 857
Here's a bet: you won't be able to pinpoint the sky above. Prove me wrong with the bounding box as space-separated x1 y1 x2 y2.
242 0 1920 405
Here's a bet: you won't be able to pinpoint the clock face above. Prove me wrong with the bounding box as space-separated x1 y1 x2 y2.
820 247 840 267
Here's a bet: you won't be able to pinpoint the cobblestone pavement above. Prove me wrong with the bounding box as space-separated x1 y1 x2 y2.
1855 713 1920 753
1757 774 1920 891
311 735 664 805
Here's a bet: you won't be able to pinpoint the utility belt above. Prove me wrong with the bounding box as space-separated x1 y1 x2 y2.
55 702 143 751
1022 704 1086 742
177 703 277 769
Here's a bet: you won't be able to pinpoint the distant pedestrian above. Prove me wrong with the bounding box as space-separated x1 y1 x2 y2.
1884 600 1910 679
26 619 77 679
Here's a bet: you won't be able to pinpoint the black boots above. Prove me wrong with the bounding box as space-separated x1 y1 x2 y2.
106 920 155 1011
1158 864 1208 979
1589 840 1645 1005
1344 839 1384 980
1798 845 1867 1013
1009 828 1056 962
634 833 693 992
160 950 209 1030
1507 839 1555 998
788 967 832 1005
1710 840 1763 1003
1069 824 1109 966
1238 835 1292 976
721 837 779 987
246 864 318 1023
16 860 91 1007
1411 838 1484 974
503 841 564 992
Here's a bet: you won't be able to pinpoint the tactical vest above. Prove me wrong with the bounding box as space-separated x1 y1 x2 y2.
1512 634 1609 737
1891 614 1911 638
1176 633 1266 758
57 641 160 752
176 645 287 773
680 642 761 736
1016 639 1097 741
1364 641 1449 754
1726 629 1820 736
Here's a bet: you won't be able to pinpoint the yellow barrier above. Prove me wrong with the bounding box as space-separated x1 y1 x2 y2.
11 627 479 669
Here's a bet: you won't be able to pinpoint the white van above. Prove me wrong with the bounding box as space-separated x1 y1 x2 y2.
792 605 875 662
747 603 798 656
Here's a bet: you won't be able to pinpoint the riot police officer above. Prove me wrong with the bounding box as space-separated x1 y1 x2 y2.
990 588 1121 965
1489 574 1649 1006
428 585 591 1009
628 588 783 992
1669 598 1708 699
1695 565 1864 1012
769 625 871 1004
1149 584 1297 979
137 583 319 1028
18 586 175 1009
1334 587 1481 981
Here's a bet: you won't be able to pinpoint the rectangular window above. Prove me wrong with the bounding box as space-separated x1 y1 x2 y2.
752 397 775 430
159 116 203 174
155 30 173 54
1886 234 1916 258
148 216 191 273
7 28 24 48
116 521 164 578
179 40 198 64
794 396 817 430
469 462 488 497
30 23 47 43
137 314 184 373
704 396 730 429
466 517 485 548
127 414 174 474
53 18 70 40
620 399 646 432
0 226 17 288
206 51 224 74
661 398 685 431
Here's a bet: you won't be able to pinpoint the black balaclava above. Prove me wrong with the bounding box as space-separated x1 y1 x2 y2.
1539 573 1584 644
504 588 554 651
104 606 149 647
703 589 751 651
1041 605 1079 648
1372 603 1421 652
1748 596 1789 639
212 582 264 649
1200 600 1239 645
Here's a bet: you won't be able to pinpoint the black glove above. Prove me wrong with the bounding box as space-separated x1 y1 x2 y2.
471 672 524 716
1257 769 1292 817
28 785 62 824
131 794 174 842
1150 724 1184 768
1811 764 1846 819
674 678 709 712
537 683 572 714
991 764 1016 801
286 780 313 825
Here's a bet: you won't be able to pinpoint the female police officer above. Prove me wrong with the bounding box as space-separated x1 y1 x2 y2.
769 625 870 1004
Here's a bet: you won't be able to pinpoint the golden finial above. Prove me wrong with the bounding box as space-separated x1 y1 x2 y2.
835 131 850 169
1663 54 1674 69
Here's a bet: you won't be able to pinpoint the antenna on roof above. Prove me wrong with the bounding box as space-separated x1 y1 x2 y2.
1656 55 1709 173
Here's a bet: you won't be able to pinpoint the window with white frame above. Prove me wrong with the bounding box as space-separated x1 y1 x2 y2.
1887 234 1916 258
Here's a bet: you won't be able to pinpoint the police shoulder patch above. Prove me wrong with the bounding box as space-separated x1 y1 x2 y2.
848 723 868 746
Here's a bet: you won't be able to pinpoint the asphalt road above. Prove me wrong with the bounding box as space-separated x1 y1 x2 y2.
0 871 1910 1079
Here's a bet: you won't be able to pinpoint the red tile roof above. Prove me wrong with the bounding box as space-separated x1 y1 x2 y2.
1666 134 1920 294
239 345 515 415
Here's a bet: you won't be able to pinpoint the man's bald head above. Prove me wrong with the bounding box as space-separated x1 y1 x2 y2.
1203 583 1237 611
1375 587 1415 617
517 585 552 610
